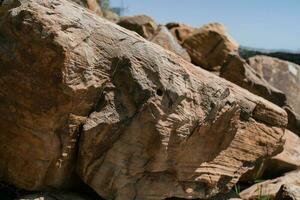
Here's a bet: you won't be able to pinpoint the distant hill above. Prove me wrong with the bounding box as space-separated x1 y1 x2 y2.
239 46 300 65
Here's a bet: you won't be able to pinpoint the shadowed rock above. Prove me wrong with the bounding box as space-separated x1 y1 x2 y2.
220 54 287 107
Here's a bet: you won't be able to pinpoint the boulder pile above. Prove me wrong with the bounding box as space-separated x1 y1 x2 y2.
0 0 299 199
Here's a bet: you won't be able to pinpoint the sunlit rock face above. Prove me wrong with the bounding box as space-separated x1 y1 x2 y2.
248 55 300 115
0 0 288 200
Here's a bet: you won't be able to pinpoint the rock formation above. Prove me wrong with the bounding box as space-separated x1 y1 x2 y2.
183 23 239 71
166 22 196 44
150 25 191 61
0 0 288 200
220 54 287 107
117 15 158 39
240 170 300 199
248 55 300 115
72 0 103 17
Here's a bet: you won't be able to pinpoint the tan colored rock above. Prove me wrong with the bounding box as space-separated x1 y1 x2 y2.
183 23 239 71
240 170 300 200
71 0 103 16
0 1 287 199
220 54 287 107
117 15 158 39
285 106 300 136
248 55 300 115
275 184 300 200
166 22 196 44
272 130 300 172
103 9 119 22
150 25 191 61
241 129 300 182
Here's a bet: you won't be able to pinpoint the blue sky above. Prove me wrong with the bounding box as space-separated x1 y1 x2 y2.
110 0 300 51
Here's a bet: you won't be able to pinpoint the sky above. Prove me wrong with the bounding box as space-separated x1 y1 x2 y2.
110 0 300 51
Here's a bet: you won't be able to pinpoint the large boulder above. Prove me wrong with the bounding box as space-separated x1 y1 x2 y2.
166 22 196 44
117 15 158 39
248 55 300 115
240 170 300 200
150 25 191 61
0 0 287 199
183 23 239 71
220 54 287 107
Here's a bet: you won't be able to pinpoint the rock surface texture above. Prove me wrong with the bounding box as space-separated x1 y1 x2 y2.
150 25 191 61
117 15 158 39
248 55 300 115
240 170 300 199
183 23 239 71
0 0 288 200
220 54 287 107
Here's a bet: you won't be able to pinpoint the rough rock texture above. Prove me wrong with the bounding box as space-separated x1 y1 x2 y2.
275 184 300 200
150 25 191 61
220 54 287 107
166 22 196 44
241 130 300 182
117 15 158 39
284 106 300 136
183 23 239 71
72 0 103 16
240 170 300 199
248 55 300 115
0 0 288 200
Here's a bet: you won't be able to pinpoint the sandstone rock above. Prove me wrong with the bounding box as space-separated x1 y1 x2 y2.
240 170 300 199
183 23 239 71
220 54 287 107
72 0 103 16
0 1 287 199
285 106 300 136
275 184 300 200
150 25 191 61
248 55 300 115
117 15 158 39
166 22 196 44
241 129 300 182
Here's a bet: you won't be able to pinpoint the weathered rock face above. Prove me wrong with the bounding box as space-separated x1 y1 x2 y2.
241 130 300 182
220 54 287 107
240 170 300 200
183 23 239 71
275 184 300 200
0 0 288 200
117 15 158 39
166 22 196 44
150 25 191 61
248 55 300 115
